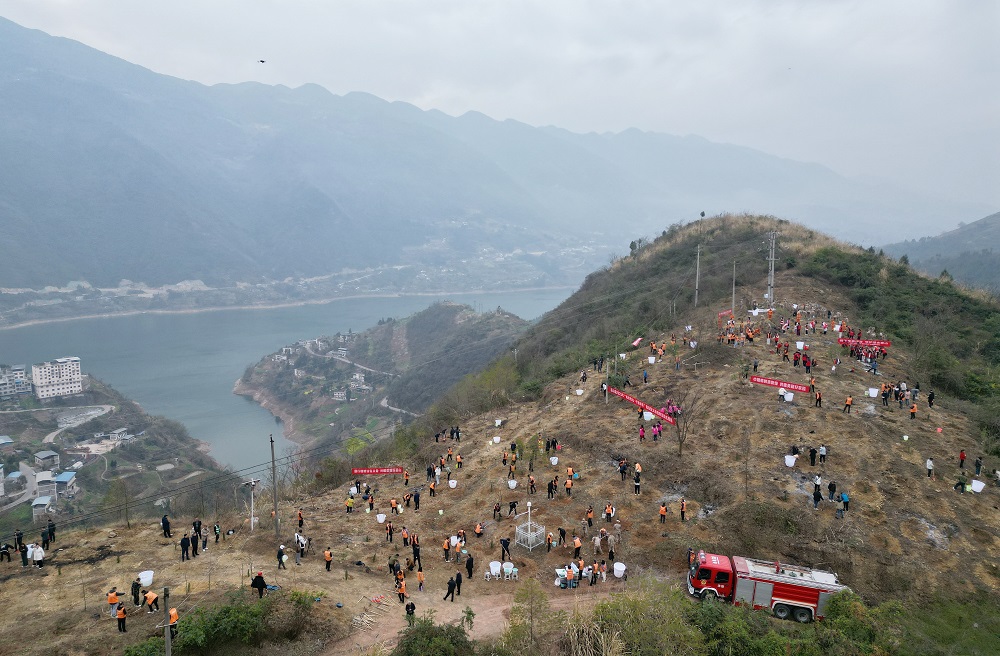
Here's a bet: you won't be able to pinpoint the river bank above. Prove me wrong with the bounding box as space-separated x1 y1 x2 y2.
0 286 575 331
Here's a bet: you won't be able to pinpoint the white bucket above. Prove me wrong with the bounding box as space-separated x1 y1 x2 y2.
495 419 503 427
613 562 626 578
785 392 794 402
449 480 457 489
508 480 517 490
376 513 386 524
550 457 558 466
784 455 796 467
971 480 986 493
868 388 878 398
643 412 653 421
648 356 656 364
796 341 805 350
575 389 584 395
451 536 460 547
139 570 154 587
493 436 501 444
619 353 626 360
490 561 502 576
349 486 357 496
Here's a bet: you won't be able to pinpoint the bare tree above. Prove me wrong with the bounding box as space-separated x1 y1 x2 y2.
739 425 753 500
671 390 703 457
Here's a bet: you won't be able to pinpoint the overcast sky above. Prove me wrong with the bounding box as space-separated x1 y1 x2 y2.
4 1 998 209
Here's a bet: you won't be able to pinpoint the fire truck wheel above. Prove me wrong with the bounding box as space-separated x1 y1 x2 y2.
793 607 813 623
772 604 791 620
698 589 718 601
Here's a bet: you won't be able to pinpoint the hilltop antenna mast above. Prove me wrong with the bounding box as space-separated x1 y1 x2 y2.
694 244 701 308
766 231 777 307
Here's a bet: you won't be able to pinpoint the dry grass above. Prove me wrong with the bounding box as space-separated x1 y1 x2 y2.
2 267 999 655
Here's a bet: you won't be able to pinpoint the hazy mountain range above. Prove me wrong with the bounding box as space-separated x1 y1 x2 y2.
884 211 1000 293
0 16 992 290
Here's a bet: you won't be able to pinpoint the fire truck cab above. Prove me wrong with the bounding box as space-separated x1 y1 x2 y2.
688 550 848 622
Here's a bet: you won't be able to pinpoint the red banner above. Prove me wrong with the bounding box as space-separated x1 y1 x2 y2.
749 375 810 394
632 337 643 346
718 309 733 317
351 467 404 475
837 338 891 347
606 386 677 425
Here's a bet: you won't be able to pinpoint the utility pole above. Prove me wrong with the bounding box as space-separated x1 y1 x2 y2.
163 587 171 655
732 259 737 313
694 244 701 308
512 348 518 365
766 231 777 307
243 479 260 532
270 434 280 538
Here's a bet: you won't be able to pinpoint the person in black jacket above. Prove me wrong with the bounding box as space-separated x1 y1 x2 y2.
131 577 142 606
277 545 287 569
161 515 171 538
179 534 190 561
251 571 267 598
443 576 456 602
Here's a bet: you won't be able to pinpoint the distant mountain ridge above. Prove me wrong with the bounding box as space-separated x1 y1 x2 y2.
0 16 991 290
883 211 1000 293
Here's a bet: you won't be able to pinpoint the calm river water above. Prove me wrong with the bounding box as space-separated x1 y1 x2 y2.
1 289 570 470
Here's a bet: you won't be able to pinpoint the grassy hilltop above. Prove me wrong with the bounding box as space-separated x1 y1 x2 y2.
2 214 1000 655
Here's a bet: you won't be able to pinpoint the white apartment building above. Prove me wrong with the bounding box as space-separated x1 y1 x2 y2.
32 356 83 399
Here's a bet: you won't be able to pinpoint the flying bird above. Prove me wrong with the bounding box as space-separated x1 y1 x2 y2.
258 60 266 64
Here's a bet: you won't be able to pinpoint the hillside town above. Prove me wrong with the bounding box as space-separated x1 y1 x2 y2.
0 356 137 520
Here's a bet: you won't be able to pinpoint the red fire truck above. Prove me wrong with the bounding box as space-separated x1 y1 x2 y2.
687 550 849 622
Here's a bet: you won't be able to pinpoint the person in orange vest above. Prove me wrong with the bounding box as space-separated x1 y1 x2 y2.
815 390 822 408
680 498 687 522
605 502 614 522
474 523 483 538
567 466 574 479
572 535 582 558
386 521 394 543
397 578 407 603
116 602 127 633
417 566 425 591
565 567 575 588
910 403 917 420
143 589 159 613
502 451 508 466
297 509 304 529
323 547 333 571
546 532 553 552
429 480 436 497
586 506 594 527
843 395 853 414
659 503 668 523
565 478 573 496
390 498 399 514
529 475 536 494
107 587 119 617
456 454 463 469
169 607 179 639
401 527 409 546
444 537 452 562
447 447 454 462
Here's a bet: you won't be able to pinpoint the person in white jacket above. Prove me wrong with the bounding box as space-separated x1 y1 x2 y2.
32 543 44 568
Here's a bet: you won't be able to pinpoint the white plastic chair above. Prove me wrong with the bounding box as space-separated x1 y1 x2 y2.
511 567 519 581
484 570 492 582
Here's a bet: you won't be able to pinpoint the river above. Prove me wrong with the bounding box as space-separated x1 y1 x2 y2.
0 289 570 471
